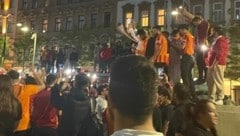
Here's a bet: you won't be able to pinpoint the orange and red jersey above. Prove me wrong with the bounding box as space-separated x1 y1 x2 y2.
182 32 195 55
154 34 169 64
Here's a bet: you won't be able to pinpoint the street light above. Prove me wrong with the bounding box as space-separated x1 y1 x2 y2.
31 33 37 67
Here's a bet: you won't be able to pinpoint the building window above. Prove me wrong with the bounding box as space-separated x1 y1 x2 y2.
104 12 111 27
23 0 28 9
66 17 73 31
125 12 133 27
78 15 85 29
235 1 240 20
140 10 149 27
213 3 223 22
91 13 97 28
157 9 165 26
193 5 203 15
55 18 61 32
32 0 38 8
44 0 49 7
42 19 48 33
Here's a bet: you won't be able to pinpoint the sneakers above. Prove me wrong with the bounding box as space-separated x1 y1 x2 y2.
214 99 224 105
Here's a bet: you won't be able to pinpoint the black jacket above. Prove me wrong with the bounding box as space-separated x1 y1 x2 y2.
51 84 91 136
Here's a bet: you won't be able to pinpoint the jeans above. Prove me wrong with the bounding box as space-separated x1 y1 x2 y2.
181 54 195 94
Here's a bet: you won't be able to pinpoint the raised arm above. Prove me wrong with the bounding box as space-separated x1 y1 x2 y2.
30 67 45 91
178 8 195 22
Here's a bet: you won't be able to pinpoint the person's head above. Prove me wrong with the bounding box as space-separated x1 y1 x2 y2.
109 55 158 124
178 24 189 35
192 16 203 26
158 86 171 105
25 75 37 85
0 75 22 136
193 99 218 129
46 74 57 87
173 82 189 105
152 25 161 36
97 84 109 96
162 31 170 39
137 29 148 40
74 73 90 89
212 26 225 37
7 70 20 81
0 75 13 92
171 29 180 40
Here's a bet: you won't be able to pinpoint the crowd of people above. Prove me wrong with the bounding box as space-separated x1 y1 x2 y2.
0 7 228 136
130 9 229 105
0 55 220 136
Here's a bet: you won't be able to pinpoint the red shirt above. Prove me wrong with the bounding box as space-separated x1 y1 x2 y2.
32 88 58 128
208 36 229 66
196 20 209 47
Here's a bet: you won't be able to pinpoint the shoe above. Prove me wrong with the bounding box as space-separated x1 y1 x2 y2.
214 99 223 105
194 78 205 85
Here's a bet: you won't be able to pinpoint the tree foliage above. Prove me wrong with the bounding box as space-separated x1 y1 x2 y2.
225 23 240 80
14 33 45 67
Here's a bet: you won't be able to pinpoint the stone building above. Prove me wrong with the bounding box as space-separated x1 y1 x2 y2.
16 0 118 47
117 0 240 32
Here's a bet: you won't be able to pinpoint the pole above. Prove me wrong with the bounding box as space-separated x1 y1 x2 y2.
31 33 37 67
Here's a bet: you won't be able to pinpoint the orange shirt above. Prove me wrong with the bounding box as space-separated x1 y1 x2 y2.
16 84 39 131
182 32 195 55
155 34 169 64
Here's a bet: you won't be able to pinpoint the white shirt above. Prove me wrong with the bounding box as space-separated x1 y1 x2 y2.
111 129 164 136
95 96 108 123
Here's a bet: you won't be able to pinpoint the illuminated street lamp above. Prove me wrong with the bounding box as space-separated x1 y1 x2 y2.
1 0 11 65
171 10 179 16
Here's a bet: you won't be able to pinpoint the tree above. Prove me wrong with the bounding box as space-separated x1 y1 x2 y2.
14 33 45 68
225 23 240 80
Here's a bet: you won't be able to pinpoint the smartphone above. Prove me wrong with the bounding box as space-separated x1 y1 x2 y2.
157 68 164 78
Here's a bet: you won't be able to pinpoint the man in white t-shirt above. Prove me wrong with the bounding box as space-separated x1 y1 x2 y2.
109 55 164 136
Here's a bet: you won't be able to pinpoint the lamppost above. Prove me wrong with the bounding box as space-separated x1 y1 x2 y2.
1 0 11 65
31 33 37 67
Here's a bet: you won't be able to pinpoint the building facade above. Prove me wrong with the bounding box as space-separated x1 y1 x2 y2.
117 0 240 32
16 0 118 46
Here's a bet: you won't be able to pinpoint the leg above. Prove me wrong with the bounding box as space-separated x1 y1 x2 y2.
195 50 207 84
213 65 226 100
207 68 217 101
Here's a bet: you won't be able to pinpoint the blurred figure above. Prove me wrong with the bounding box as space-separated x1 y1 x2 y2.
56 48 65 72
0 75 22 136
109 55 163 136
51 73 99 136
185 99 218 136
206 26 229 105
7 70 23 97
178 24 195 97
168 30 184 85
192 16 210 85
95 84 109 136
135 29 149 56
31 74 58 136
146 26 169 74
15 69 45 136
158 86 174 135
167 83 194 136
69 48 79 69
